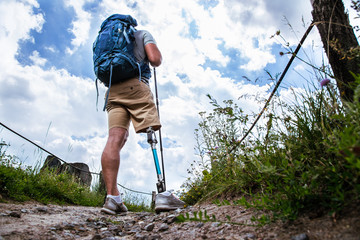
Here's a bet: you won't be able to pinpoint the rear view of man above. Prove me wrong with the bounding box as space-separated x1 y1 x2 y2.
95 14 185 215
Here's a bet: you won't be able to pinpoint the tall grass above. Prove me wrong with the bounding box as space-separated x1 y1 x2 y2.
0 142 153 211
180 73 360 220
0 143 103 206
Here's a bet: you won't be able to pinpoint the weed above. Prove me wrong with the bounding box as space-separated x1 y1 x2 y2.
0 143 103 206
0 140 153 211
181 67 360 221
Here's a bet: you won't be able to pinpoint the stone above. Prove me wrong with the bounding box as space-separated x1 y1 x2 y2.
211 222 221 228
165 214 177 224
145 223 155 231
40 155 92 187
244 233 256 239
291 233 309 240
138 221 145 229
135 232 146 239
40 155 62 173
158 223 169 231
91 234 102 240
149 234 161 240
98 171 106 193
64 223 77 230
196 222 204 228
9 211 21 218
60 162 92 187
36 207 48 213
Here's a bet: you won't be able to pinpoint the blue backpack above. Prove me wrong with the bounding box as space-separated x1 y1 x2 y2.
93 14 150 110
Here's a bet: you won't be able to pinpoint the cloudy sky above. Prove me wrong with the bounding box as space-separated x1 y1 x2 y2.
1 0 358 200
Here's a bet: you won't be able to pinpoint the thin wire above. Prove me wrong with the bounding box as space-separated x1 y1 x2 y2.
230 22 315 153
117 183 152 195
0 121 86 171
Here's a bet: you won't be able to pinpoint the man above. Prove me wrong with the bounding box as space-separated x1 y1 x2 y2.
100 22 185 215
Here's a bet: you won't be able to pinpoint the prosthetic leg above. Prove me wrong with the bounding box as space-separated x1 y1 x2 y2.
147 127 166 193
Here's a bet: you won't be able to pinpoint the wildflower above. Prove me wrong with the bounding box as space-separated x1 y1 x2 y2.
320 78 330 87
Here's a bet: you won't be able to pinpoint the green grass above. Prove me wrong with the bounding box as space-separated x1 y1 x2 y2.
180 72 360 221
122 190 153 212
0 148 104 206
0 145 152 212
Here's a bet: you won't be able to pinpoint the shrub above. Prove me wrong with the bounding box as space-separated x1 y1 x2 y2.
181 76 360 220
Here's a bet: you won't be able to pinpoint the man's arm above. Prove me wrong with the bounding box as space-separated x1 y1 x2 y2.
145 43 162 67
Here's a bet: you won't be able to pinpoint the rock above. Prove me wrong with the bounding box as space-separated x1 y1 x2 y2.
60 162 92 187
40 155 92 187
91 234 102 240
138 221 145 229
158 223 169 231
100 230 115 238
211 222 221 228
196 222 204 228
291 233 309 240
41 155 62 172
149 234 161 240
145 223 155 231
99 171 106 194
36 206 48 213
128 227 141 235
134 232 145 239
9 211 21 218
63 232 76 239
244 233 257 239
165 214 177 224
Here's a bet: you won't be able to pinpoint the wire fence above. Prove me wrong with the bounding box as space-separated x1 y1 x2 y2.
0 121 152 196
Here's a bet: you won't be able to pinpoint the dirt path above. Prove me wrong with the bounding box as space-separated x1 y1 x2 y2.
0 201 359 239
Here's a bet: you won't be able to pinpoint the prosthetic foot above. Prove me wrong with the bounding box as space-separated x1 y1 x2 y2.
147 127 166 193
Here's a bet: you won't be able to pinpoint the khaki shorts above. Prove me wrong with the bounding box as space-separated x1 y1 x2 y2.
105 77 161 133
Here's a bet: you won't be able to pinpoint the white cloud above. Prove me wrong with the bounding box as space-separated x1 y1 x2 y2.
29 51 47 66
0 0 44 67
65 0 92 54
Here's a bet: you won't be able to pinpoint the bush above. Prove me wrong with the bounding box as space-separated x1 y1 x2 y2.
181 76 360 220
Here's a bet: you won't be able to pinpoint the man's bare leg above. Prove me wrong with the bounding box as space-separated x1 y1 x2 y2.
101 127 128 196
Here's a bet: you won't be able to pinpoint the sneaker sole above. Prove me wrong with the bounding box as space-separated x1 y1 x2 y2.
155 205 183 213
101 207 116 215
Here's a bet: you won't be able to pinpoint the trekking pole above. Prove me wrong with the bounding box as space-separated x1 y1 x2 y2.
153 67 166 191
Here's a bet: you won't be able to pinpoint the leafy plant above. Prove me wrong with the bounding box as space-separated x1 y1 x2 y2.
181 68 360 221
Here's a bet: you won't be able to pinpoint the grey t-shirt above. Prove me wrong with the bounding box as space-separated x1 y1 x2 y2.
134 30 157 62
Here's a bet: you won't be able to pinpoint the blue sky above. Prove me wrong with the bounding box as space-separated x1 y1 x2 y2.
1 0 359 200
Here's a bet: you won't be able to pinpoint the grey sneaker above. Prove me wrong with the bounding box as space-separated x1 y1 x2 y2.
101 197 128 215
155 190 186 213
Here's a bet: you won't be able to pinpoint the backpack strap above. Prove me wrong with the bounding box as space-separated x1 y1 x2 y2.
123 25 130 43
95 78 99 111
103 63 114 111
137 62 141 82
